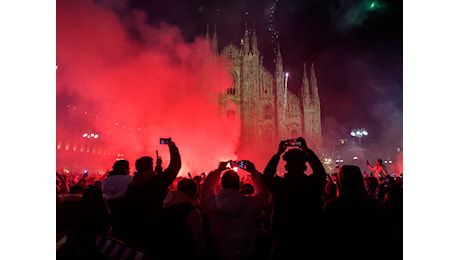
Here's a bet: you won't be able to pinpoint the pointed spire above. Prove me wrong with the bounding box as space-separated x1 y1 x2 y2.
243 23 250 54
205 24 210 39
310 63 320 106
251 22 258 55
276 42 283 72
211 24 218 54
301 63 310 101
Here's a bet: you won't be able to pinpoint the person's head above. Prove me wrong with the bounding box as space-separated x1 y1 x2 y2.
282 148 308 173
240 183 255 195
337 165 366 196
376 159 383 166
111 160 130 176
221 170 240 190
177 179 198 198
135 156 153 172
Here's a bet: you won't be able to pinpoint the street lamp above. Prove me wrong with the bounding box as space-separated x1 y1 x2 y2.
350 128 368 145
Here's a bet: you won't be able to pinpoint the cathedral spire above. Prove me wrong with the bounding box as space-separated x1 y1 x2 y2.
310 63 320 107
211 24 218 54
276 42 283 72
301 63 311 103
205 24 210 39
251 22 258 55
243 23 250 54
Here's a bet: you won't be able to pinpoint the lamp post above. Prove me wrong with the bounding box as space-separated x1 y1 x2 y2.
350 128 368 146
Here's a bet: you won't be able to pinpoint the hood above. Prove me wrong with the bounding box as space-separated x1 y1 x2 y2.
60 193 82 203
163 190 192 208
130 170 155 186
102 175 132 200
215 189 248 216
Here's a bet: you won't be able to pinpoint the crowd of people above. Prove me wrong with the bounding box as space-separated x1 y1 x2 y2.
56 137 403 260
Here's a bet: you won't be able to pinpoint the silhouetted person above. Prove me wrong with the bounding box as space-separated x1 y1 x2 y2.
78 184 111 235
122 139 181 251
101 159 132 241
57 185 84 233
323 165 397 260
263 137 327 259
384 185 403 259
154 178 206 259
201 161 269 260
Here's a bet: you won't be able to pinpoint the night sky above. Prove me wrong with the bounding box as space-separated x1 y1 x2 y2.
123 0 403 148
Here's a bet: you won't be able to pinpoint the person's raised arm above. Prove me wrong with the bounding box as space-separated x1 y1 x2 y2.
298 137 326 186
263 141 286 192
201 162 226 210
246 161 270 210
366 160 375 171
160 139 181 185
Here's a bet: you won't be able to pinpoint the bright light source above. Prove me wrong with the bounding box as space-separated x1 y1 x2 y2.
353 156 358 160
90 133 94 137
363 130 368 135
94 134 99 139
351 132 356 136
389 161 392 163
83 133 88 137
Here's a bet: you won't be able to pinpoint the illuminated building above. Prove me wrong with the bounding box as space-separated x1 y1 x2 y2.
205 24 323 155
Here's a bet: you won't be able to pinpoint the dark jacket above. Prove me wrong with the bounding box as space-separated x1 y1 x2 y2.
323 165 397 260
263 148 327 259
122 145 181 251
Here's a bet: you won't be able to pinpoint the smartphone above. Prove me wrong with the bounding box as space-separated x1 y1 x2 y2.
285 139 301 147
160 138 171 144
229 160 247 170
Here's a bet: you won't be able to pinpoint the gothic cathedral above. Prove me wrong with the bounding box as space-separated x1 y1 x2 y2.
206 25 322 158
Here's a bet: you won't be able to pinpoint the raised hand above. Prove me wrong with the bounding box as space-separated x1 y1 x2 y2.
277 141 288 156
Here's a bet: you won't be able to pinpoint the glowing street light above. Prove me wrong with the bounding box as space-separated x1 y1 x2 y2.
350 128 368 145
82 132 100 139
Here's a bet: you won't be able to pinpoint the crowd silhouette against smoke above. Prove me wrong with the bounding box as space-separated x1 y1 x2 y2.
56 1 404 259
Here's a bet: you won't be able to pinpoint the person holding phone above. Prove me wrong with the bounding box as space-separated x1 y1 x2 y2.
262 137 327 259
122 138 181 253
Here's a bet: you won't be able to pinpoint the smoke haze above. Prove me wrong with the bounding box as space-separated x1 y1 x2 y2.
57 0 240 176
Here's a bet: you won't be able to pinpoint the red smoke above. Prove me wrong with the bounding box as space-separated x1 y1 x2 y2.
57 0 240 176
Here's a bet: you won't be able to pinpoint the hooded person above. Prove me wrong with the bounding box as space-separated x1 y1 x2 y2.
201 161 269 260
154 178 206 259
100 160 132 240
102 160 132 201
323 165 397 260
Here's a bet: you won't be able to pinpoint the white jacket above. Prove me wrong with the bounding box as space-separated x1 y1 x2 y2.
202 170 269 260
102 175 132 200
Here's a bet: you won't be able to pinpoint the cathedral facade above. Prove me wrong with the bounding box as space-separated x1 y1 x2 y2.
206 25 322 157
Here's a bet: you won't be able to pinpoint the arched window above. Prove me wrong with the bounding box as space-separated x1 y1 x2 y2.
226 71 238 95
264 104 274 119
